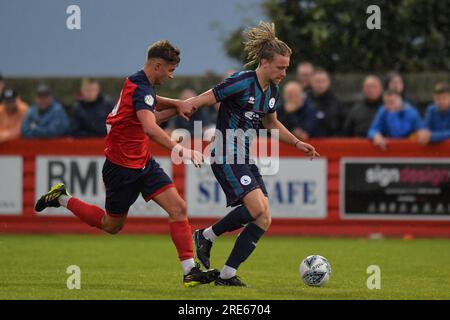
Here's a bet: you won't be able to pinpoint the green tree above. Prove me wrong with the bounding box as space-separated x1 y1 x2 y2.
224 0 450 72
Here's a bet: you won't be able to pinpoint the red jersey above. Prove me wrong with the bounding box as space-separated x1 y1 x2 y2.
105 70 156 169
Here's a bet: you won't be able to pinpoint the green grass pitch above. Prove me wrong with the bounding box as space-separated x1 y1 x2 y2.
1 234 450 299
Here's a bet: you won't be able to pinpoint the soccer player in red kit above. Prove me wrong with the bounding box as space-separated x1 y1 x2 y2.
35 40 219 287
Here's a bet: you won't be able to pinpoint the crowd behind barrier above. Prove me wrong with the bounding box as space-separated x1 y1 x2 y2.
1 65 449 148
1 65 450 238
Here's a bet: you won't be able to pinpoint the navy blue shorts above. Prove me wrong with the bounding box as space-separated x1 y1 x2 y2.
102 158 174 216
211 163 268 207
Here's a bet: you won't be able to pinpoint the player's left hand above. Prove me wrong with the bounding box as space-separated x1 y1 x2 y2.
295 140 320 160
175 100 197 121
180 147 204 168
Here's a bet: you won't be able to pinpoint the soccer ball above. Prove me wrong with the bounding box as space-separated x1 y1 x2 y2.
299 255 332 287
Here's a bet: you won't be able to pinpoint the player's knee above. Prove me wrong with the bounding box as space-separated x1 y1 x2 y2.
249 201 269 220
257 211 271 229
102 221 124 235
110 225 124 234
168 200 188 221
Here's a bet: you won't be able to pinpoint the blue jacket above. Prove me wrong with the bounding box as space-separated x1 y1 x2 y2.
277 98 319 136
368 103 424 139
21 101 69 138
424 103 450 142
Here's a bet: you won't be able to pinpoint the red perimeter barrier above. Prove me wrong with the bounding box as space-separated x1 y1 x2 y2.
1 138 450 237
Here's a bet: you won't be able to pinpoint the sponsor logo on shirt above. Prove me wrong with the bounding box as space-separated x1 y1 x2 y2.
244 111 261 121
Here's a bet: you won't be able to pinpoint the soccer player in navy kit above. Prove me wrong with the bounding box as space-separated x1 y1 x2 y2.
35 40 219 287
189 22 319 286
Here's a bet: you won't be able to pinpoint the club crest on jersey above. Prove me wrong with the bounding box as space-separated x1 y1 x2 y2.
240 175 252 186
145 95 154 107
248 96 255 104
269 97 276 109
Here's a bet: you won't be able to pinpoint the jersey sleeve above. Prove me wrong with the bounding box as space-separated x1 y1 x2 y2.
212 72 251 102
268 87 282 114
132 85 157 112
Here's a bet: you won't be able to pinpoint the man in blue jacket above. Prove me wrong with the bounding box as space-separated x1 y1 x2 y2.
418 82 450 144
21 84 69 138
368 89 426 150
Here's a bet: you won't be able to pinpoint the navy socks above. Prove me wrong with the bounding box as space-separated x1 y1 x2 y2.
212 205 255 236
225 223 265 269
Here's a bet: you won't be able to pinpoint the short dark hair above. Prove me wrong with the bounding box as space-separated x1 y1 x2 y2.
383 89 402 97
81 78 99 89
385 71 404 89
147 40 180 65
313 67 329 77
434 82 450 95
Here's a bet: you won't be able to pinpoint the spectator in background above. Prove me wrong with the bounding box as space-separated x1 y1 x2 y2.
386 71 416 107
172 88 215 137
418 82 450 144
344 75 383 137
21 84 69 138
0 89 28 143
277 81 318 141
296 62 314 95
310 68 345 137
368 90 427 150
0 73 5 103
71 78 114 138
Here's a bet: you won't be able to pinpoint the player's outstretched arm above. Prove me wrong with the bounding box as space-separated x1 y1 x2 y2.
154 108 178 125
136 109 203 167
186 89 217 110
156 95 196 121
262 112 319 160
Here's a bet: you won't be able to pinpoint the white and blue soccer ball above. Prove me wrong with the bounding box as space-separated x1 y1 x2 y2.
300 255 332 287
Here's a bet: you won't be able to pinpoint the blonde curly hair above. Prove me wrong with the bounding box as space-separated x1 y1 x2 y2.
243 21 292 68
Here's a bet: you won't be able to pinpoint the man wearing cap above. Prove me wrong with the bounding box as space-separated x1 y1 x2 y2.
0 88 28 143
21 84 69 138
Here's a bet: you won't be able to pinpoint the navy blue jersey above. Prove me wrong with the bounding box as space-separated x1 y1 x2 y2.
212 70 281 163
128 70 157 112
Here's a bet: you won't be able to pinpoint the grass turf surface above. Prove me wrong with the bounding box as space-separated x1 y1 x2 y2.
1 234 449 300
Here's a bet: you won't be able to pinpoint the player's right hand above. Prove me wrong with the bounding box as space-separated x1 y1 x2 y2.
176 100 197 121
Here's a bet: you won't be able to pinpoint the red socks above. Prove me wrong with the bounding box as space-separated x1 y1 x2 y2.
67 198 194 262
67 197 105 229
169 219 194 261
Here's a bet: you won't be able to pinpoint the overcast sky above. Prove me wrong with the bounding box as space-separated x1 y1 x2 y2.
0 0 266 76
